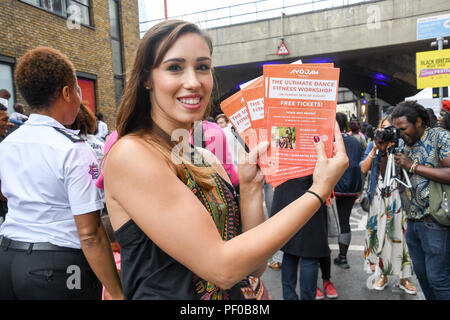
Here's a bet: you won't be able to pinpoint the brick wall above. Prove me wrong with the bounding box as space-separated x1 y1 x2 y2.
0 0 140 130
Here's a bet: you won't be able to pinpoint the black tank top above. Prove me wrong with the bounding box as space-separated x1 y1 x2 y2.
114 218 196 299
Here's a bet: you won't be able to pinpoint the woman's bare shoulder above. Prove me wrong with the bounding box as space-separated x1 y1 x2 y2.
105 134 172 176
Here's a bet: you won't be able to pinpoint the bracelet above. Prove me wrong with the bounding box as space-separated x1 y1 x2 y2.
305 190 325 207
409 160 419 173
368 152 375 159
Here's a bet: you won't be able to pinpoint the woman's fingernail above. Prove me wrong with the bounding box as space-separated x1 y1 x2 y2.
314 136 320 143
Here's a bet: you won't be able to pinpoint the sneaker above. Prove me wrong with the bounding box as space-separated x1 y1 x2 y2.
267 261 281 270
315 287 324 300
323 280 339 299
373 274 388 290
334 255 350 269
399 278 417 295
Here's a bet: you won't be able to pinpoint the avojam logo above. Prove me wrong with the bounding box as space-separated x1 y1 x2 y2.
290 69 319 76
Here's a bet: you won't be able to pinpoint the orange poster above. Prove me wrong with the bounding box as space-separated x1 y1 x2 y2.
220 91 252 135
264 64 340 169
242 85 265 129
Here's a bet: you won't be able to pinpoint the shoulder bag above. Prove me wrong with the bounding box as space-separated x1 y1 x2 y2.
327 191 341 237
427 131 450 226
428 180 450 226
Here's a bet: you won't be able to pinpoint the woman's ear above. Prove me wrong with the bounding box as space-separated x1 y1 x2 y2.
143 79 152 91
61 86 71 102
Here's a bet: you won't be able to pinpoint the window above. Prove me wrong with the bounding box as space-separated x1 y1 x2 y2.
0 57 16 114
20 0 92 26
77 77 96 114
113 76 124 107
109 0 124 108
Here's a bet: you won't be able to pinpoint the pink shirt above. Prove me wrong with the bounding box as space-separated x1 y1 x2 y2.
189 121 239 187
95 130 118 190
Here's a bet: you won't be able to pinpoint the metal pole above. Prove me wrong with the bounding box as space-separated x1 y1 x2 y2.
164 0 168 20
281 0 285 40
437 37 443 108
431 36 449 110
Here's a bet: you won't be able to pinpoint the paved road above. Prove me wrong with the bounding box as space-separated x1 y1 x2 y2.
261 200 425 300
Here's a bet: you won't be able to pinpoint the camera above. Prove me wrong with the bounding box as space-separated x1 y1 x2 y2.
375 125 400 144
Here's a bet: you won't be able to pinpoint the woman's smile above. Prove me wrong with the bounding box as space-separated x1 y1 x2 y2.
177 94 202 110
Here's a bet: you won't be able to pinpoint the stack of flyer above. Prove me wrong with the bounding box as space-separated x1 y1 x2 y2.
220 62 340 188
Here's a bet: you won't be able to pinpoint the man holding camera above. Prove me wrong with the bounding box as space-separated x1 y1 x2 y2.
391 101 450 300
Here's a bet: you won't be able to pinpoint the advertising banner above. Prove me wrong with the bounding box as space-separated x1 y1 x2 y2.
416 49 450 89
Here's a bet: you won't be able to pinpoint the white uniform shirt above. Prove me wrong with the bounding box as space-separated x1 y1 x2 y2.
0 114 104 248
223 123 241 168
82 134 105 164
9 112 29 123
95 120 108 140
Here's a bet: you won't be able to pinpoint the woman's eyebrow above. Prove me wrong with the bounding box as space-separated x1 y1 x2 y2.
162 57 211 64
161 58 185 64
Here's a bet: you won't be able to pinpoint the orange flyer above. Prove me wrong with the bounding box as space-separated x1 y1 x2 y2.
220 91 252 135
242 85 264 129
220 91 268 169
220 63 339 187
263 64 339 169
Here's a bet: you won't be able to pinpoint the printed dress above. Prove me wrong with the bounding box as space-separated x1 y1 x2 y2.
184 150 269 300
363 175 413 279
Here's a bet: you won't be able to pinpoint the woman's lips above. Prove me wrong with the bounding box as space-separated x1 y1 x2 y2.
177 96 202 110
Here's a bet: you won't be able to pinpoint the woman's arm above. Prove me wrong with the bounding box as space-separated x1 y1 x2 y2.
360 142 376 174
198 145 267 277
0 180 6 202
105 123 348 290
74 211 124 300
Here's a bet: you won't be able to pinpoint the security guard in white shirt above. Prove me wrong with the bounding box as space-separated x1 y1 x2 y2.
0 47 123 300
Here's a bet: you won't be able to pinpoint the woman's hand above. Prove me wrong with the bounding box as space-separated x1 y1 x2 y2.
310 121 349 200
237 141 269 188
374 136 394 152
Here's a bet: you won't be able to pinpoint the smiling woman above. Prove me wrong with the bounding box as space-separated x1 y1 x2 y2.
103 19 349 300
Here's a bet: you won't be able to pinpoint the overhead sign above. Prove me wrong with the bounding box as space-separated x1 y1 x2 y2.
416 48 450 89
276 40 289 55
417 13 450 40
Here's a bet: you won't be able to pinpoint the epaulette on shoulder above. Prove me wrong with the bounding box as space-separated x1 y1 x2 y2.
53 127 85 143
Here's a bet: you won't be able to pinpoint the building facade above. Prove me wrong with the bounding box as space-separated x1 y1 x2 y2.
0 0 140 129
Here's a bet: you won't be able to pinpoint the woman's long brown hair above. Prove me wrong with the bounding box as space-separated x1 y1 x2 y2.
115 20 215 190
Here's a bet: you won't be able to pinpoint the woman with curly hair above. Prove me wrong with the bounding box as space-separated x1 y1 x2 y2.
360 116 416 294
68 103 105 163
0 47 123 300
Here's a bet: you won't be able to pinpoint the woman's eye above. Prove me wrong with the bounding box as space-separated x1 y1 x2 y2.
168 64 182 72
197 64 211 71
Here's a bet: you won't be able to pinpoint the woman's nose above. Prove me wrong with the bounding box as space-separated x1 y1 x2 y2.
183 69 201 89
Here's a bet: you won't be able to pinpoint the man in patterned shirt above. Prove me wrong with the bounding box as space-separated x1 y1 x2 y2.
391 101 450 300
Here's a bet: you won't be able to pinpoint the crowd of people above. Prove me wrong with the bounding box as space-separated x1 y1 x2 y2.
0 19 449 301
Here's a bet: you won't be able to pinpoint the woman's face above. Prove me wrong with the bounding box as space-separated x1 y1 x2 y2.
149 32 213 132
438 109 448 128
0 110 9 136
62 83 82 126
379 119 391 128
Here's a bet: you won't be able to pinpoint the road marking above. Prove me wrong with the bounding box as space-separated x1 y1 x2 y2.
329 244 365 251
350 205 368 232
